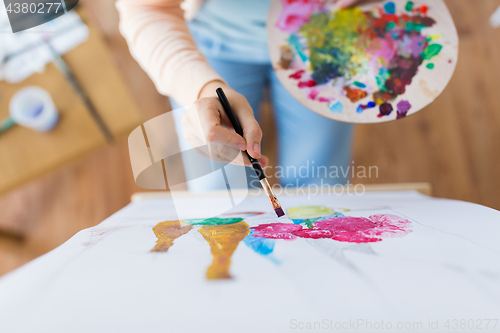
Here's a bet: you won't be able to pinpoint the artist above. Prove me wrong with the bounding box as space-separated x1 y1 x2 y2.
117 0 362 190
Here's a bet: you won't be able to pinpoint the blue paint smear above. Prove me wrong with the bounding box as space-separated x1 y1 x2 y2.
244 231 278 257
357 101 377 113
329 101 344 113
384 1 396 14
288 34 308 62
315 212 345 222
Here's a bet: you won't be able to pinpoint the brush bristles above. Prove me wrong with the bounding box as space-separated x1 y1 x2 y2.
259 178 285 218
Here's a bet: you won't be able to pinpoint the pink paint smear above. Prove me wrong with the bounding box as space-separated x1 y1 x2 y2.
276 0 324 34
251 214 412 243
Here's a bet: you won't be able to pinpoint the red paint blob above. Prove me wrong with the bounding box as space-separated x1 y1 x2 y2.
289 70 305 80
308 89 320 100
416 5 428 15
298 79 317 88
365 12 400 39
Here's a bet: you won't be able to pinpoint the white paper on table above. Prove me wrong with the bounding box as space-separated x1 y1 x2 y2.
0 191 499 333
0 5 89 83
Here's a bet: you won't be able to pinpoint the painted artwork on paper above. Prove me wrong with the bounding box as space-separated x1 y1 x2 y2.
151 205 412 280
267 0 459 123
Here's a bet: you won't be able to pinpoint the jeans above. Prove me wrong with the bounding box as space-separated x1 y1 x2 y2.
171 33 354 192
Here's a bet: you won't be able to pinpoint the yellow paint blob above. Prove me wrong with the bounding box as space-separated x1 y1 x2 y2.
198 222 249 280
151 220 192 252
287 206 334 219
427 34 442 42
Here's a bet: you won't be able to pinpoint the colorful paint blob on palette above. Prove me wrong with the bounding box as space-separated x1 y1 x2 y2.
150 206 412 280
277 0 443 119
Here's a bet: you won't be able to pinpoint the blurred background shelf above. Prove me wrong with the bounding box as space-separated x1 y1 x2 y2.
0 7 142 197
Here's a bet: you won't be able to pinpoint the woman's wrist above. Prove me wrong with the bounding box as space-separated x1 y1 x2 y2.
199 80 229 99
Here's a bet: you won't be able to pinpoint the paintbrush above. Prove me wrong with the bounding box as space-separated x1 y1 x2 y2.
216 88 285 218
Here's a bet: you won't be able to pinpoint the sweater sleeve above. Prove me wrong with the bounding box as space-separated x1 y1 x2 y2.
116 0 225 106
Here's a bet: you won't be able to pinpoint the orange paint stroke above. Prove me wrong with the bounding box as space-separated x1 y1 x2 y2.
199 222 250 280
344 86 368 103
151 220 192 252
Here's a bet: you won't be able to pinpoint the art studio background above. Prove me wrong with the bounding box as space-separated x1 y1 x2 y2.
1 0 499 277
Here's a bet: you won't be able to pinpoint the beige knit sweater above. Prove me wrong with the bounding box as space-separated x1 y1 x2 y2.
116 0 225 106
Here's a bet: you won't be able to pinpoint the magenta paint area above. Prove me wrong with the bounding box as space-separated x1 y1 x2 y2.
252 223 303 240
276 0 442 119
251 214 412 243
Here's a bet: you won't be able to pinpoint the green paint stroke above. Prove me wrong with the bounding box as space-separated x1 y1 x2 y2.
288 34 308 62
305 219 315 229
299 8 369 84
185 217 243 225
406 22 426 32
376 68 390 90
426 63 435 69
422 44 443 60
405 1 414 12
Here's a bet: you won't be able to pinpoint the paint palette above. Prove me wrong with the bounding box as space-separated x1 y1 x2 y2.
267 0 459 123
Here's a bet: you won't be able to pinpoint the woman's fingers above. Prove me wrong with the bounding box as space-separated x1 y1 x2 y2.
241 121 263 159
196 141 270 169
208 142 243 164
188 98 247 149
183 87 267 167
205 125 247 150
210 142 269 168
228 96 263 159
256 155 269 169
